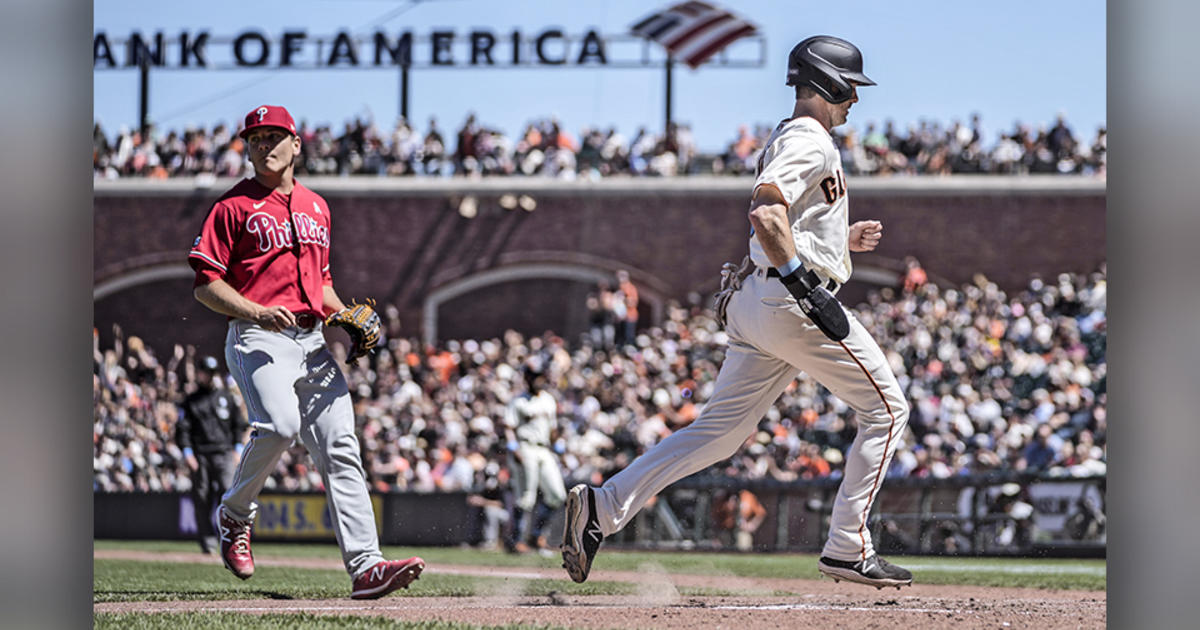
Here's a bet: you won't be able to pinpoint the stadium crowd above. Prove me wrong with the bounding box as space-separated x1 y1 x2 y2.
92 112 1105 180
93 263 1106 497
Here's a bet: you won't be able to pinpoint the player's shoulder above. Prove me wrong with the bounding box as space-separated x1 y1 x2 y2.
211 178 265 211
766 118 835 169
292 179 331 212
776 117 835 152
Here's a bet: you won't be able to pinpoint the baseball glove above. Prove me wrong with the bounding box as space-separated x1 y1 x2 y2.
325 298 383 363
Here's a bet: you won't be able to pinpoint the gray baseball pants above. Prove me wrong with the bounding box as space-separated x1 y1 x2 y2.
221 319 384 577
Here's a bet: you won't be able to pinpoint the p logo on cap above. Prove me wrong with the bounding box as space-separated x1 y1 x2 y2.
240 105 297 138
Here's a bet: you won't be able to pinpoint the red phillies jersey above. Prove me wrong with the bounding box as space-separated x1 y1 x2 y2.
189 178 332 317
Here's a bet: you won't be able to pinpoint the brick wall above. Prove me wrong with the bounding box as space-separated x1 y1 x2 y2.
94 177 1105 355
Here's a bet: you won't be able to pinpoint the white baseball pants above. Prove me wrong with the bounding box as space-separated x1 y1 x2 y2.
512 442 567 512
593 268 909 562
221 319 384 577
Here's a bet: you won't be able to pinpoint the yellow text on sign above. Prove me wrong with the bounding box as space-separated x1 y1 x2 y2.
255 494 383 539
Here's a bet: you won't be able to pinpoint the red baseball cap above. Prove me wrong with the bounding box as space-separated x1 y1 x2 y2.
239 105 297 139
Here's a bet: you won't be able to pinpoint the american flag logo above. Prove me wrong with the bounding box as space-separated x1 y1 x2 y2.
630 1 758 69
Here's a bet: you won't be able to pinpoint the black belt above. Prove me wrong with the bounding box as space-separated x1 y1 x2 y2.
764 267 840 292
295 313 320 329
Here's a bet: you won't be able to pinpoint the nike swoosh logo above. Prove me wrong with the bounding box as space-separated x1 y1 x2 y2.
253 201 266 209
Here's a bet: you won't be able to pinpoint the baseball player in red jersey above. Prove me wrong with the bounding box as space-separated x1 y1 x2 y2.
563 36 913 589
188 105 424 599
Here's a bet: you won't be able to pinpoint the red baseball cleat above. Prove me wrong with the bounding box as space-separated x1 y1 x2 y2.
217 505 254 580
350 557 425 600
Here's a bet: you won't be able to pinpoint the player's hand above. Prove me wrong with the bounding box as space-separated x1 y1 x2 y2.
254 305 297 331
185 454 199 471
849 220 883 252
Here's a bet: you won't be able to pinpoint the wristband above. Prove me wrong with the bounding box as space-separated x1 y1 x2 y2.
776 256 803 277
183 447 194 458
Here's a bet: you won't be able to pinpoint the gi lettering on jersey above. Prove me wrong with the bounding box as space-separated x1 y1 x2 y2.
748 116 854 285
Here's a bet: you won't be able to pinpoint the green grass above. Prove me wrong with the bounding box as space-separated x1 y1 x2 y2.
94 613 565 630
94 559 644 603
94 540 1106 591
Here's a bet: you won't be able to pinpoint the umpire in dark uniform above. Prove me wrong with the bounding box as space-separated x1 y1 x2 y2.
177 356 249 554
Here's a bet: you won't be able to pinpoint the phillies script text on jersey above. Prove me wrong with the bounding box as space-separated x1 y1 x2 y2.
245 209 330 252
188 178 333 318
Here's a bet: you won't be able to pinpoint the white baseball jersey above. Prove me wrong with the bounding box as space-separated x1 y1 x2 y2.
591 114 910 567
507 391 557 446
748 117 852 285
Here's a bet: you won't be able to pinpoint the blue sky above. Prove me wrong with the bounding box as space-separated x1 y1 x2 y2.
93 0 1106 151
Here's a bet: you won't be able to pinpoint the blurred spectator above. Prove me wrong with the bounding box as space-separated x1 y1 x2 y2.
986 482 1035 550
614 270 639 346
93 113 1106 180
175 355 249 554
711 489 767 551
902 256 928 293
466 459 511 550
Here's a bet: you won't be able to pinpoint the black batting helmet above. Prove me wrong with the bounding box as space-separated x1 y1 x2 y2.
785 35 875 104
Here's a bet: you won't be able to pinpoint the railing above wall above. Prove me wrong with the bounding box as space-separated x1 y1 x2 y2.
96 472 1105 557
94 174 1107 198
608 472 1107 557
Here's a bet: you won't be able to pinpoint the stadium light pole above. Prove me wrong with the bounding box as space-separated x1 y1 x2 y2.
399 63 410 122
664 53 673 137
138 56 150 138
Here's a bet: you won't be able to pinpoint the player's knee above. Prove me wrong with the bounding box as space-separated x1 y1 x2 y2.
318 432 364 468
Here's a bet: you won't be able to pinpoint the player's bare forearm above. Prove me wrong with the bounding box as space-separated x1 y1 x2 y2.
194 278 297 331
748 186 797 267
322 284 347 316
194 279 264 320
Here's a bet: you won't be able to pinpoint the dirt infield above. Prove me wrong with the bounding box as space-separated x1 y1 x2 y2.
94 549 1106 629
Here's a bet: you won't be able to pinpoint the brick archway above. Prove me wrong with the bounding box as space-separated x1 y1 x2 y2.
94 263 194 300
422 262 668 346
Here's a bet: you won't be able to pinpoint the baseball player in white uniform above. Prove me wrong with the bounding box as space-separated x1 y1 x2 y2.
563 36 913 589
506 359 567 552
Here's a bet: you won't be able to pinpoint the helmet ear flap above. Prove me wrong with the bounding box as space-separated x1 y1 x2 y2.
818 73 855 104
794 68 854 104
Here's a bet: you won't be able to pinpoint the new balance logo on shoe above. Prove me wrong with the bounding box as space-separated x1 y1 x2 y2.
351 557 425 600
818 555 913 590
217 506 255 580
587 524 603 542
